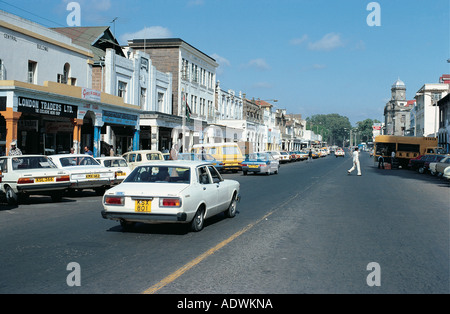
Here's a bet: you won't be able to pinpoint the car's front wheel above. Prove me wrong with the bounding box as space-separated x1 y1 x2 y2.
191 207 205 232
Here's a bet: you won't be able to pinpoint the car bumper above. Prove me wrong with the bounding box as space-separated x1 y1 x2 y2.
17 182 71 193
101 210 188 223
70 179 112 189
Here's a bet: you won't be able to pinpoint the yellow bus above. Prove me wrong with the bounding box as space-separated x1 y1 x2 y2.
191 143 244 172
374 135 439 167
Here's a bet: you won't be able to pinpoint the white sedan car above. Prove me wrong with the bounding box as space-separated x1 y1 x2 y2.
0 155 71 205
49 154 115 195
102 161 241 232
95 157 131 185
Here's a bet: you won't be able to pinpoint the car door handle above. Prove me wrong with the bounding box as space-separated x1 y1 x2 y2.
203 187 207 191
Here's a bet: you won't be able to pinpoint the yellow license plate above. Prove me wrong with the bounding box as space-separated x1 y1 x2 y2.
117 172 126 176
135 200 152 212
86 174 100 179
36 177 55 183
249 165 259 168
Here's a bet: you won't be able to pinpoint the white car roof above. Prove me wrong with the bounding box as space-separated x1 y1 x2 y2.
134 160 213 168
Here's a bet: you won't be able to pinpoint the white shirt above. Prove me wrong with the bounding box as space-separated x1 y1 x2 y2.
352 151 360 163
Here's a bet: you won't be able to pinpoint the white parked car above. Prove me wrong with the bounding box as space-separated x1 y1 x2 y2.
102 161 241 232
95 157 131 185
265 151 282 162
122 150 164 170
49 154 114 195
428 156 450 176
0 155 71 205
443 166 450 180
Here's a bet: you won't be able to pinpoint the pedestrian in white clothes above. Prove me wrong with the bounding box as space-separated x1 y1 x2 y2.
348 147 361 176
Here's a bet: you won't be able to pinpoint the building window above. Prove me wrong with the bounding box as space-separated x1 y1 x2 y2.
118 81 127 100
28 61 37 84
140 88 147 107
0 59 4 80
158 92 164 112
181 59 189 80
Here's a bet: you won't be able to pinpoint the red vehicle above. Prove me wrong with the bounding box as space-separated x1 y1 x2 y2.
408 154 446 173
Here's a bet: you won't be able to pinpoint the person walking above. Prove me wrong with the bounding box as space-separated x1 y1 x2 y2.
348 147 361 176
308 149 313 162
84 146 93 156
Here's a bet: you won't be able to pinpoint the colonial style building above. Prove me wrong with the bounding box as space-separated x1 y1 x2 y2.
414 80 449 137
383 79 412 136
437 93 450 152
0 11 141 157
127 38 218 152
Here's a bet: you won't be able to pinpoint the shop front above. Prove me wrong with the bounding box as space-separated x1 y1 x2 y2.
0 81 141 157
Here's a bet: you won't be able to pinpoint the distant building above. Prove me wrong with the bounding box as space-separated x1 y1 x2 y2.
384 79 412 136
437 93 450 152
414 80 449 137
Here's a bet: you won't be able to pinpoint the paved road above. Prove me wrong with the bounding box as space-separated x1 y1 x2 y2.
0 152 448 294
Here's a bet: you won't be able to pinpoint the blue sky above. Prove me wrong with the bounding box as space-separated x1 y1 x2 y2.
1 0 449 125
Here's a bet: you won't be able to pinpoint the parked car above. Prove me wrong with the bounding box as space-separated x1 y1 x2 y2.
408 155 427 171
428 155 450 176
298 151 309 160
178 153 224 173
279 151 291 164
122 150 165 170
101 161 241 232
443 166 450 180
49 154 115 195
95 157 131 185
335 149 345 157
241 152 279 176
265 151 282 162
0 155 71 205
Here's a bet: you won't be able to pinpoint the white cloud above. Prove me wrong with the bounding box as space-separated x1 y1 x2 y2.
290 35 308 46
120 26 172 43
243 58 270 71
308 33 344 51
211 53 231 75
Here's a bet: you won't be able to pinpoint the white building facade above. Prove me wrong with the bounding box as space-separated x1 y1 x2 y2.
414 83 449 137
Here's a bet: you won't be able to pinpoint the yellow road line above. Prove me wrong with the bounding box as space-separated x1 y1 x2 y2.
142 211 274 294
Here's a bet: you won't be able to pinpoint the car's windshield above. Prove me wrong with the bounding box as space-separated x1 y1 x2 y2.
125 166 190 183
11 156 57 170
103 159 128 167
248 153 269 161
59 156 100 167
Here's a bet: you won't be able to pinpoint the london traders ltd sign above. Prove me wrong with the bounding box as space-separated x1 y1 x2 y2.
18 97 77 118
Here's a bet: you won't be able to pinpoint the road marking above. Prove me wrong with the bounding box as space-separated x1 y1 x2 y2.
142 166 335 294
142 211 274 294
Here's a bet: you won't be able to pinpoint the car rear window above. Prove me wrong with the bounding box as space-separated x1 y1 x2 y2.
125 166 190 183
12 157 56 170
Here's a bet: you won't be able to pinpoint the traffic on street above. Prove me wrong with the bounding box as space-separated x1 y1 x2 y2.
1 150 448 295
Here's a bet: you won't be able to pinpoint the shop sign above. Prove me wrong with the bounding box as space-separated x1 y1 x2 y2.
102 110 138 126
18 97 77 118
82 88 101 102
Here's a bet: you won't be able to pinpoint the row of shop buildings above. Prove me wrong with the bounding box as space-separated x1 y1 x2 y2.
0 10 318 157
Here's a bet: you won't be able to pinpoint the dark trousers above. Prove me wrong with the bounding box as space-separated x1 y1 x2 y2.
378 157 384 169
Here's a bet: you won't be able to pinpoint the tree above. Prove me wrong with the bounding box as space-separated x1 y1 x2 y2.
306 114 352 146
356 119 381 143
